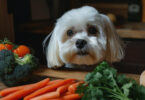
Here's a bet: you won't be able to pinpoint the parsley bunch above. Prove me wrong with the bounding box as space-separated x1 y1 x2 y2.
77 61 145 100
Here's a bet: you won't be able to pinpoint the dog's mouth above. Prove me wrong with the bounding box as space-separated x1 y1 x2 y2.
77 51 88 56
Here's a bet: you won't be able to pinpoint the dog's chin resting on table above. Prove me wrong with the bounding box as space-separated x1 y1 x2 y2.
43 6 124 69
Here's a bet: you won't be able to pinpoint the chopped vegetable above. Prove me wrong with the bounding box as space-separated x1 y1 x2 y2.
77 61 145 100
13 45 30 57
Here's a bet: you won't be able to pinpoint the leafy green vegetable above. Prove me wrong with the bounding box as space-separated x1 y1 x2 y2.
0 50 15 75
15 54 39 68
77 61 145 100
1 64 32 86
0 50 39 86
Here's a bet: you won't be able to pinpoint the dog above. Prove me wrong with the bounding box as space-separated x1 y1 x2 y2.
43 6 124 68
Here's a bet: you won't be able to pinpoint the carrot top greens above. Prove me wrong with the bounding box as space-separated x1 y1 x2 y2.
77 61 145 100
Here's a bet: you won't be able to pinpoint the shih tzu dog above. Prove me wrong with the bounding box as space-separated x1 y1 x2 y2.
43 6 124 68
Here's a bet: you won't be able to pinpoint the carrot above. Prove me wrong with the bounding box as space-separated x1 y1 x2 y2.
0 78 49 100
0 84 34 97
68 81 84 93
56 81 75 94
24 79 76 100
30 91 60 100
64 91 73 95
50 98 63 100
47 79 62 85
62 93 82 100
51 94 82 100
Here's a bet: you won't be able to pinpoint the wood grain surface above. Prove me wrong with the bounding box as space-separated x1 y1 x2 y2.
0 68 140 91
34 68 140 82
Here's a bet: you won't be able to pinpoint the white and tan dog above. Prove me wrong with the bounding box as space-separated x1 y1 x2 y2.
43 6 124 68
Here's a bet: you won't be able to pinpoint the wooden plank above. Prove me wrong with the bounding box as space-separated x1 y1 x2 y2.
34 68 88 81
34 68 140 82
0 82 7 90
117 29 145 39
0 0 14 42
142 0 145 22
0 68 140 90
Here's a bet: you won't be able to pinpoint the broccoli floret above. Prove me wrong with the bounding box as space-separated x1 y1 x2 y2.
1 64 32 86
15 54 39 68
0 50 39 86
0 50 15 75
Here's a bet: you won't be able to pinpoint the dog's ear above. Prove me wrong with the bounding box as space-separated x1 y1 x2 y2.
43 30 64 68
42 32 52 54
100 14 124 62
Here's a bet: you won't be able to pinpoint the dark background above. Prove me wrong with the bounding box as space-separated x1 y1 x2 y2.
3 0 145 74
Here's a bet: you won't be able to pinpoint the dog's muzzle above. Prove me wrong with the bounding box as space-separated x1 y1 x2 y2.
76 39 88 56
76 39 87 49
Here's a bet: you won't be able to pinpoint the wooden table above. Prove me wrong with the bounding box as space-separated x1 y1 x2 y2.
0 67 141 90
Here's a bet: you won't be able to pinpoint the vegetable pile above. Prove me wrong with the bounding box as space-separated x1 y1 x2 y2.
0 78 83 100
77 61 145 100
1 56 145 100
0 38 39 86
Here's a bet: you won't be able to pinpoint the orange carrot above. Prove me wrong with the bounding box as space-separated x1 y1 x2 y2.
30 91 60 100
51 93 82 100
47 79 62 85
50 98 63 100
68 81 84 93
62 93 82 100
64 91 73 95
24 79 76 100
0 84 34 97
0 78 49 100
56 82 75 94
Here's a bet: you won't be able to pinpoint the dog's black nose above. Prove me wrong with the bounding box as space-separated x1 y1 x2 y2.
76 39 87 49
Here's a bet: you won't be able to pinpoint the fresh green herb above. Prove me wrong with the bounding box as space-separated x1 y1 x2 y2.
77 61 145 100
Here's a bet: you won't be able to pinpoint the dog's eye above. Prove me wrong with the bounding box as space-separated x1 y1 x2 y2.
88 26 97 34
67 30 74 36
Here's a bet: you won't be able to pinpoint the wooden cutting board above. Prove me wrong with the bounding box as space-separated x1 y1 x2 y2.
0 66 141 90
33 67 140 82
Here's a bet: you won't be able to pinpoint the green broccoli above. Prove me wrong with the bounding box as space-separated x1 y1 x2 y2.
1 64 32 86
0 50 39 86
15 54 39 68
0 50 15 75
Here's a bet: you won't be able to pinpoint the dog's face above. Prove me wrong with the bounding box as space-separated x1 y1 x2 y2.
43 6 124 68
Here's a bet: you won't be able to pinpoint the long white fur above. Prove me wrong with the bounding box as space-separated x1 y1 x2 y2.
44 6 124 68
